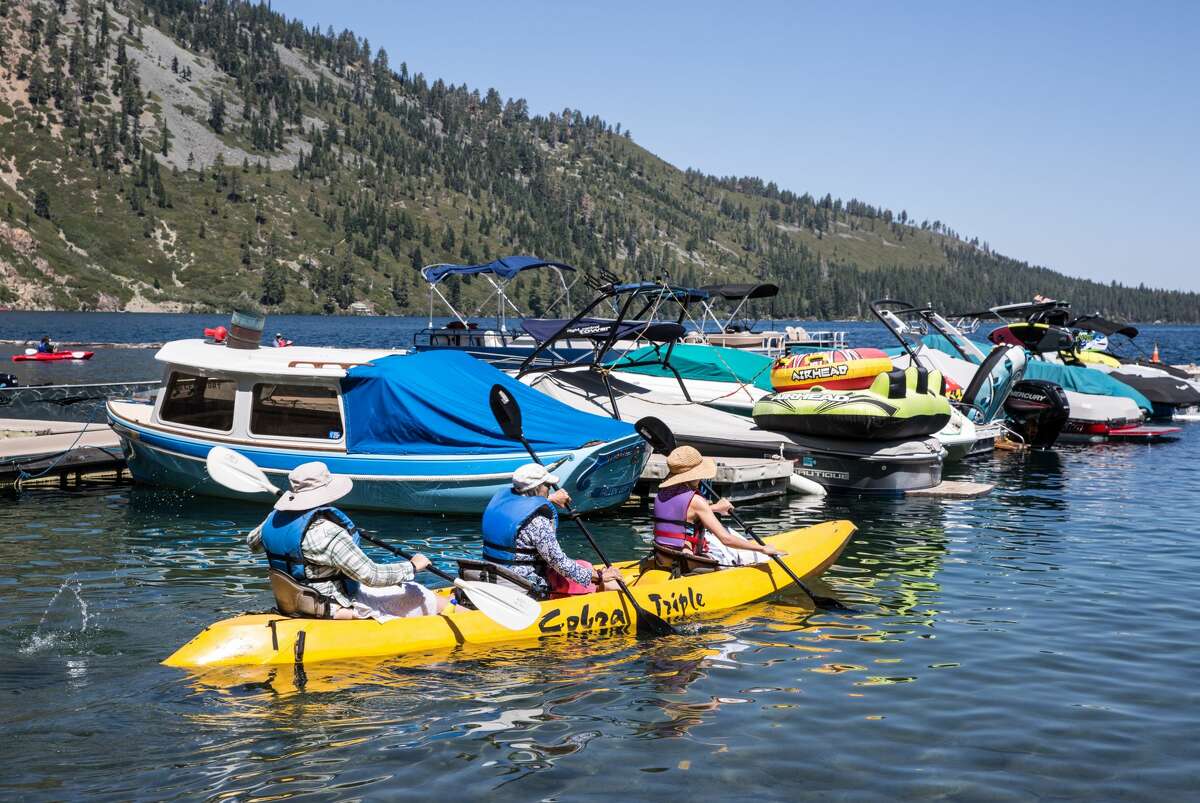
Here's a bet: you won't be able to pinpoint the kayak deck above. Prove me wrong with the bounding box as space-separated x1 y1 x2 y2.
163 519 856 669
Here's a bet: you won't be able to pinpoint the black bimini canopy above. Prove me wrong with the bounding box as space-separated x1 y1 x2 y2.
700 282 779 301
522 318 686 345
1070 314 1139 339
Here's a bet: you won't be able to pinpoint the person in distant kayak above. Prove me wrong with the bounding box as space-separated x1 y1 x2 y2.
36 336 55 354
273 332 292 347
653 446 783 566
481 463 623 598
247 462 450 620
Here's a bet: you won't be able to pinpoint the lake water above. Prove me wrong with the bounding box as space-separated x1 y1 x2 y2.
1 313 1198 800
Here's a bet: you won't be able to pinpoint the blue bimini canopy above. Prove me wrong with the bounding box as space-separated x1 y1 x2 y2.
420 255 575 285
340 351 633 455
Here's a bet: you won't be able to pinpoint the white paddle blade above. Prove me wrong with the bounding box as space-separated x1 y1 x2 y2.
24 348 35 355
205 446 279 496
452 579 541 631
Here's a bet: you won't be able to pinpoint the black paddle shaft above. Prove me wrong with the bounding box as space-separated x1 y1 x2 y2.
355 529 456 585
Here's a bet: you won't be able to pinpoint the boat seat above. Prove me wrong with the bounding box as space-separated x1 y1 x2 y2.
455 559 544 602
651 543 721 577
268 568 345 619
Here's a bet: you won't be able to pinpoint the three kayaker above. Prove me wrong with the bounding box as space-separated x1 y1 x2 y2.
482 463 623 598
247 461 450 620
653 446 783 565
36 336 55 354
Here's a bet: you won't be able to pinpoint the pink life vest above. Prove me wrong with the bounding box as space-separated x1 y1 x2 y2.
653 489 706 554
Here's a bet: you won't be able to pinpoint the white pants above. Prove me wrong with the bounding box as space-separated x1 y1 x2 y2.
351 582 442 622
703 534 769 567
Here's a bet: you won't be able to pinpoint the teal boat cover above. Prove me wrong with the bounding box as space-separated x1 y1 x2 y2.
612 343 775 391
922 334 1152 412
340 351 633 454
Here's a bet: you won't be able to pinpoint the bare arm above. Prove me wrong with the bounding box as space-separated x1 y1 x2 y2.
688 495 777 554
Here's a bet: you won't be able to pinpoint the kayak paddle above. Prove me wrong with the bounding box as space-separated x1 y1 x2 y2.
488 384 676 638
633 416 850 611
203 446 540 631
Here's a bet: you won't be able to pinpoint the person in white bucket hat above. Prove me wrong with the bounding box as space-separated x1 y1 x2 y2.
247 462 449 621
478 463 623 599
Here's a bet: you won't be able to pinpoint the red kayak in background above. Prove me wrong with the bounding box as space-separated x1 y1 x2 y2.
11 350 95 362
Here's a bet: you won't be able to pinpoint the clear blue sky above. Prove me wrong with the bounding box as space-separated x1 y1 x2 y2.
274 0 1200 292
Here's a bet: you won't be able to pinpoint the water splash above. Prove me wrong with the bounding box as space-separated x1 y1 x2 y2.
20 575 90 655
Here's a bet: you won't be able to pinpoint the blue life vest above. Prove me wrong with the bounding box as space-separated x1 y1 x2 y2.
481 488 558 567
260 506 361 596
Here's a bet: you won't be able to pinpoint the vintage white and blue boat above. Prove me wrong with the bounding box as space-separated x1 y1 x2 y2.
106 340 649 514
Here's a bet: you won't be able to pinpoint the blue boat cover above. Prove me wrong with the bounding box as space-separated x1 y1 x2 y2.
922 334 1152 412
340 351 633 455
421 255 574 285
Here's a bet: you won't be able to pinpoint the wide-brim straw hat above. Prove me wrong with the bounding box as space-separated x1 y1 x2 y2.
659 445 717 488
274 461 354 511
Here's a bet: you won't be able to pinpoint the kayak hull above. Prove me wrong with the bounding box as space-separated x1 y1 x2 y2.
11 351 94 362
163 520 856 669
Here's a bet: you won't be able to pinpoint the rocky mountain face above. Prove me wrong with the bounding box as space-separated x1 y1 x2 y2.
1 0 1196 322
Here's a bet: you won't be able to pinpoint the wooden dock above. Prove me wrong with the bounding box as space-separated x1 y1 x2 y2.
637 454 795 503
0 418 127 488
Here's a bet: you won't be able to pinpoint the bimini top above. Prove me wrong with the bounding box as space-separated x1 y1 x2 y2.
420 255 575 285
1070 314 1139 339
700 282 779 301
340 350 633 455
522 318 686 345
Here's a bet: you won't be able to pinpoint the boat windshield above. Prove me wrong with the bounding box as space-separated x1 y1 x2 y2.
927 313 988 362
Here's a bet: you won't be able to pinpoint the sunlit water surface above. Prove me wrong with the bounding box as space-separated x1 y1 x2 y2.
1 314 1199 799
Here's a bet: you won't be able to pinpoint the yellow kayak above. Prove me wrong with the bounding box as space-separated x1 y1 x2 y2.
164 520 856 669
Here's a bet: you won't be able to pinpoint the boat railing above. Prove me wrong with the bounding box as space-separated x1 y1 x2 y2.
287 360 372 370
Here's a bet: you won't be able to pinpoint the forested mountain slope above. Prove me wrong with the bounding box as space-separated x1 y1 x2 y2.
1 0 1195 321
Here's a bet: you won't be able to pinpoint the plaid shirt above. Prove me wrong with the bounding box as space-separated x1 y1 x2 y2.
248 514 416 608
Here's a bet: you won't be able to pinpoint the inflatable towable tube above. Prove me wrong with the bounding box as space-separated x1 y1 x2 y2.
754 364 953 440
770 348 894 392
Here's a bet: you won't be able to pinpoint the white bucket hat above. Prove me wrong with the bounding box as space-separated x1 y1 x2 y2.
274 461 353 511
511 463 560 493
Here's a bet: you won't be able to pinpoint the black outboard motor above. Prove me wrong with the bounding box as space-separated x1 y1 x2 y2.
1004 380 1070 449
0 373 18 388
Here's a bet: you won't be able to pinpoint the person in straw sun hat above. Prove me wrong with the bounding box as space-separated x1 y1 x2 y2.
247 461 450 620
653 446 783 566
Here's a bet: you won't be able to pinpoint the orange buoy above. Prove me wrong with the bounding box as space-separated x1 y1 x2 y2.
1150 342 1161 363
770 348 894 391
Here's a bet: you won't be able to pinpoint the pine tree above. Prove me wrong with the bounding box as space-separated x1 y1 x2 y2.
208 93 226 133
33 189 51 219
